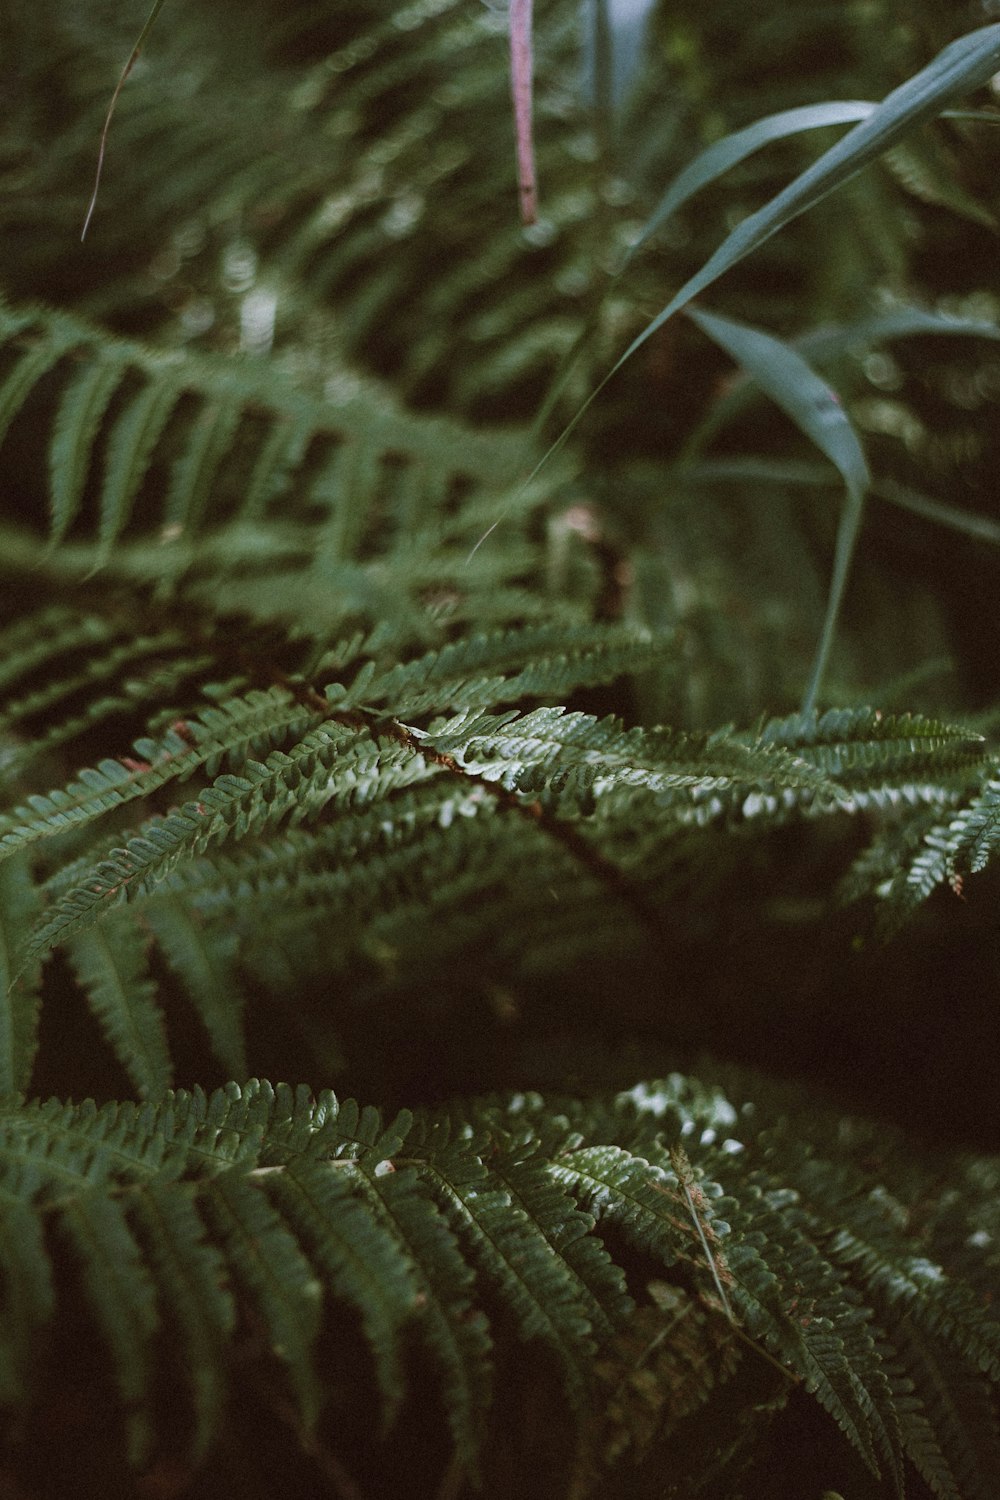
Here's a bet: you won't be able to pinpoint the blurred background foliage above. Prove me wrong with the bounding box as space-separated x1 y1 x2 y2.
4 0 1000 734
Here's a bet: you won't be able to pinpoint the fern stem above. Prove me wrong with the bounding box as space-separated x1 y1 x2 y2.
670 1146 736 1324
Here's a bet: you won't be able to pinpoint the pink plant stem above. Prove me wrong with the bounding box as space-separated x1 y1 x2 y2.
509 0 538 225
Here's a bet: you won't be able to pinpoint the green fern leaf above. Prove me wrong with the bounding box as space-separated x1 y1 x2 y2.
130 1182 236 1462
144 898 247 1079
0 1202 54 1406
352 623 667 717
48 357 123 543
27 721 434 958
892 1317 1000 1500
826 1215 1000 1385
163 395 244 532
0 315 79 452
352 1162 493 1468
0 608 113 700
60 1189 160 1464
487 1134 633 1342
412 1120 610 1412
0 629 209 788
0 853 43 1095
267 1156 419 1427
0 684 312 860
97 377 182 561
202 1169 324 1429
65 912 173 1098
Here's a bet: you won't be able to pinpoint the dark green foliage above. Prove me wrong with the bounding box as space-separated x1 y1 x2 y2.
2 1076 998 1495
1 1 999 1496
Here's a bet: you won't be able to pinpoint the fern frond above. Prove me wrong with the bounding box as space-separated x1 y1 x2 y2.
824 1199 1000 1385
5 641 993 1098
0 607 114 697
144 899 246 1080
338 621 669 717
0 299 573 649
26 720 431 958
0 297 529 553
758 705 985 782
409 1118 612 1414
851 763 1000 919
0 684 314 857
718 1163 902 1483
264 1155 417 1429
0 1201 54 1407
579 1282 744 1482
0 611 215 790
0 1073 995 1490
421 705 834 803
890 1318 1000 1500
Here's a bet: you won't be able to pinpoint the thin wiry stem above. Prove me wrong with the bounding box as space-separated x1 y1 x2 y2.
81 0 169 241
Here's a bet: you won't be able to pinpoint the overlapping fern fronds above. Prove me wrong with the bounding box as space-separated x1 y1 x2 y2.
0 298 571 646
1 1073 997 1498
0 598 992 1102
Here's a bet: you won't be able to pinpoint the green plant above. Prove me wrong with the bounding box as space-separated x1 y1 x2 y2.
2 3 999 1496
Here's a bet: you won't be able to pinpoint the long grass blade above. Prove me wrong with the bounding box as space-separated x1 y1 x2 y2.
536 25 1000 472
686 307 869 501
686 306 870 712
798 307 1000 365
630 101 878 257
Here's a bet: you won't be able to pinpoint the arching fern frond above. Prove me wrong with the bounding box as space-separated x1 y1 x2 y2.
1 601 992 1099
0 298 568 648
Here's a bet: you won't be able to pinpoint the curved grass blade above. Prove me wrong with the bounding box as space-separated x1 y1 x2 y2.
874 477 1000 547
685 307 869 498
629 101 878 257
680 304 1000 460
686 306 870 712
619 24 1000 356
798 307 1000 366
537 25 1000 472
